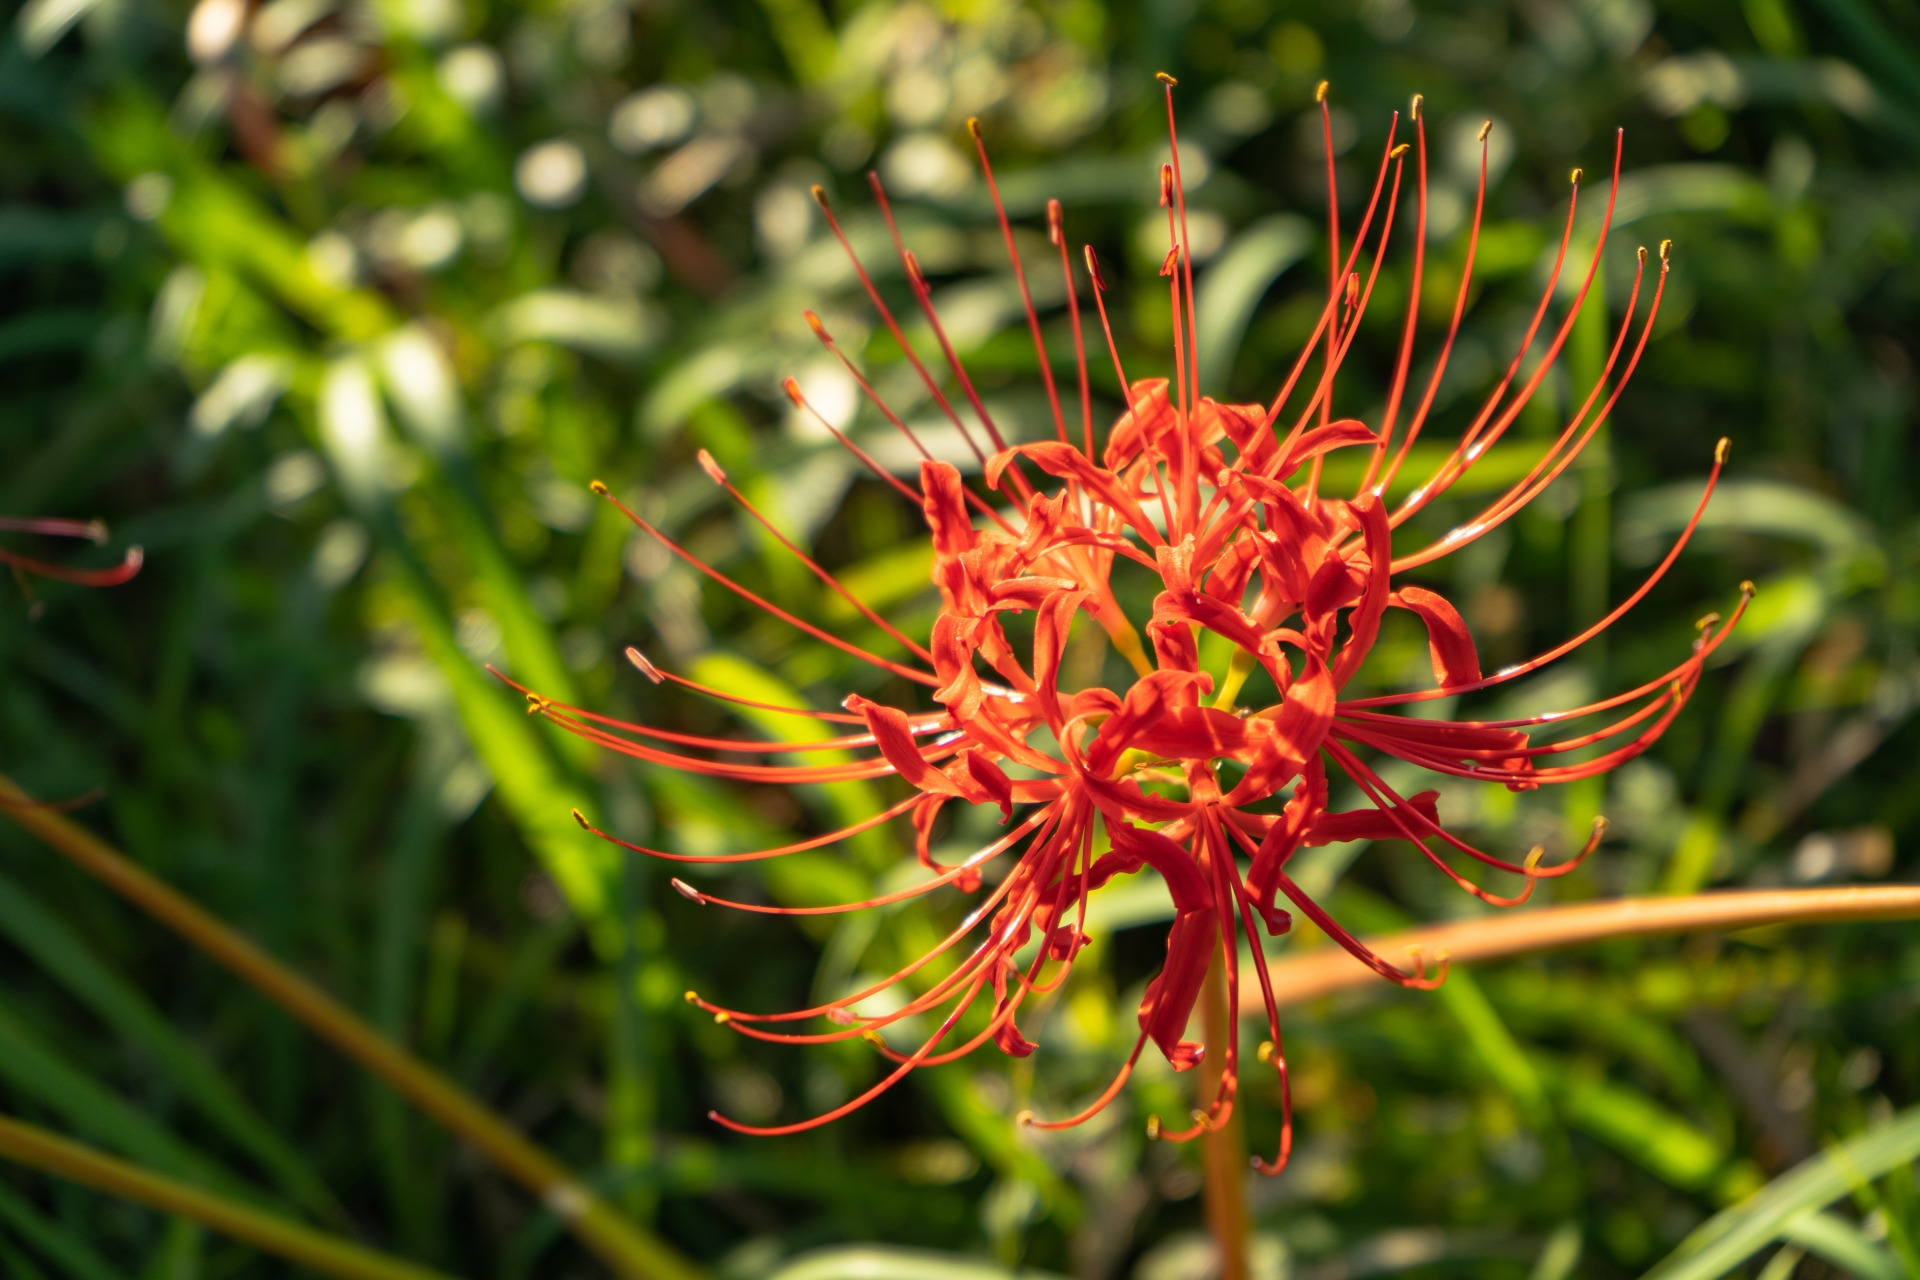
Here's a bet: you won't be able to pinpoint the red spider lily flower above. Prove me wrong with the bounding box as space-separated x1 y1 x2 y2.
0 517 143 588
515 78 1747 1171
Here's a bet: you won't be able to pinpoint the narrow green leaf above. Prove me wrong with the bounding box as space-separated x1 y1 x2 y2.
1435 969 1552 1126
767 1244 1071 1280
688 652 890 868
0 1180 128 1280
0 870 337 1220
1194 214 1311 392
0 1113 453 1280
1643 1105 1920 1280
1779 1210 1903 1280
0 1234 53 1280
1552 1066 1744 1196
391 559 618 951
0 998 253 1202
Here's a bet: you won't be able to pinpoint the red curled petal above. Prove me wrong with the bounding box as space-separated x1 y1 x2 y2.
1389 587 1483 687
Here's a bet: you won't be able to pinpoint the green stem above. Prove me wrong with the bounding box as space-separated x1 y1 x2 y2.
0 775 705 1280
0 1112 448 1280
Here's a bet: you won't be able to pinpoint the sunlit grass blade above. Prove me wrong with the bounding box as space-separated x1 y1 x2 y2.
1642 1104 1920 1280
1548 1061 1756 1201
0 868 340 1222
0 773 704 1280
0 1112 447 1280
1777 1210 1903 1280
766 1245 1072 1280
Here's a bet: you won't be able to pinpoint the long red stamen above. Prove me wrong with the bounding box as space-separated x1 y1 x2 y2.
1051 201 1095 460
1376 119 1494 496
0 545 144 587
585 482 939 686
695 449 936 663
811 183 993 469
969 119 1069 447
1360 98 1428 495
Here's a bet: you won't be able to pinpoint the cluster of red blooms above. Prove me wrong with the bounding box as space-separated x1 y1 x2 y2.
519 79 1747 1168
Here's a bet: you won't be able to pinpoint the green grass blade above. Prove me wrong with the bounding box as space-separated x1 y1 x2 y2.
0 1235 53 1280
455 920 576 1084
1194 213 1311 393
1552 1065 1748 1197
368 769 452 1249
1778 1210 1903 1280
1643 1105 1920 1280
1435 969 1552 1127
0 997 253 1202
0 1112 450 1280
0 1181 128 1280
766 1246 1071 1280
0 869 338 1221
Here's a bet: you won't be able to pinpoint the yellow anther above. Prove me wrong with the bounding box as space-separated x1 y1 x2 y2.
966 116 982 140
1146 1115 1162 1140
1157 71 1179 86
571 808 589 829
1391 143 1410 159
588 479 609 496
810 184 829 208
1315 79 1329 102
1256 1040 1274 1063
1715 436 1731 463
1478 119 1492 142
1660 238 1673 261
1637 245 1647 263
713 1011 731 1025
1696 612 1721 631
1740 579 1757 596
1015 1109 1035 1127
684 990 699 1003
1083 245 1107 290
1410 93 1423 119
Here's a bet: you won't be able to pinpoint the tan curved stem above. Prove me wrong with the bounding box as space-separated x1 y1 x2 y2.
1243 886 1920 1013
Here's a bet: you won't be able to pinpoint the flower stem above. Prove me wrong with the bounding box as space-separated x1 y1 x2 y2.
1246 885 1920 1013
1200 939 1250 1280
0 1111 448 1280
0 773 704 1280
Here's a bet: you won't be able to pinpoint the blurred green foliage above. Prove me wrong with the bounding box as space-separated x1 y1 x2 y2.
1 0 1919 1274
